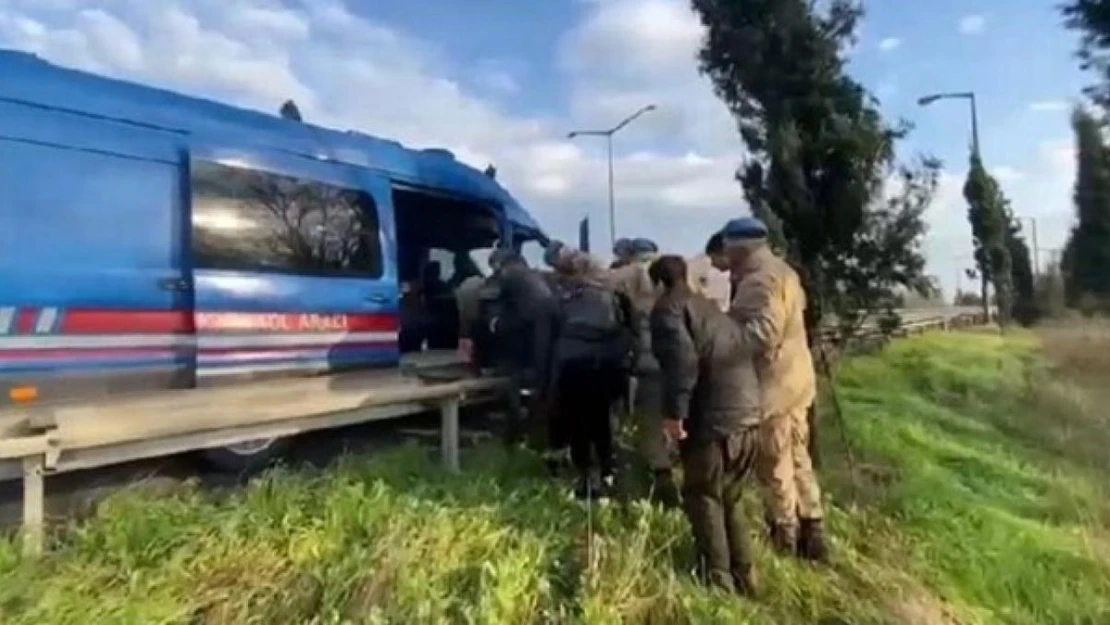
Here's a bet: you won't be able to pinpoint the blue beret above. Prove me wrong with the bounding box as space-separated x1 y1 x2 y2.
631 238 658 254
612 238 633 256
722 217 768 240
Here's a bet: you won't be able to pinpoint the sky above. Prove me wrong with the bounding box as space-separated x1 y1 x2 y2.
0 0 1089 298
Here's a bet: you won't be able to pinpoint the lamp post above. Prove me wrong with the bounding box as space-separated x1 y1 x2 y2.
918 91 980 157
568 104 657 249
919 91 989 320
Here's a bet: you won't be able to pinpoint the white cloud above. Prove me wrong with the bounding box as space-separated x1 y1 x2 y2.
1029 100 1069 112
878 37 901 52
0 0 749 256
958 14 986 35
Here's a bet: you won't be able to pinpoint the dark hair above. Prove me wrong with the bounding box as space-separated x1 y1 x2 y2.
648 255 688 289
704 232 724 256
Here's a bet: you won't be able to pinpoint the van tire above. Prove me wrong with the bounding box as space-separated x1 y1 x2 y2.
199 437 289 473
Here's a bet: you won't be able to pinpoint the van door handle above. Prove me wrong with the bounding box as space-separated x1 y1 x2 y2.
158 278 191 292
365 294 389 304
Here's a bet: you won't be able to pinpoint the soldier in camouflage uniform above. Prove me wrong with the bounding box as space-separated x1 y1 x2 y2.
723 217 828 562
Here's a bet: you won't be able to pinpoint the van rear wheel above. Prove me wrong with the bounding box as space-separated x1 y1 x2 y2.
199 437 288 473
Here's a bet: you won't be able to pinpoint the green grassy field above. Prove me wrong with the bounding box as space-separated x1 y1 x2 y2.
2 329 1109 624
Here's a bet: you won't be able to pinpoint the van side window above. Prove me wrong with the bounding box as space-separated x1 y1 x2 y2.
190 160 383 279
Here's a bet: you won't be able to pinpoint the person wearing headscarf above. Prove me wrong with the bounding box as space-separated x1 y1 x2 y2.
722 217 827 562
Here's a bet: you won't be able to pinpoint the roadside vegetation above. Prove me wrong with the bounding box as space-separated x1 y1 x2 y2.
1 326 1108 624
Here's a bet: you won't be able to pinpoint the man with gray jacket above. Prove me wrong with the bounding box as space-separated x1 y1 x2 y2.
649 255 762 596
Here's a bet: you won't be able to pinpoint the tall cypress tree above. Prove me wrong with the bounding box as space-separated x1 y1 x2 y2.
1005 215 1038 325
1065 107 1110 308
690 0 936 337
964 154 1013 325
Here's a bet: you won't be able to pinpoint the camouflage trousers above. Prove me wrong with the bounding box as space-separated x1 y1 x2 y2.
757 405 824 528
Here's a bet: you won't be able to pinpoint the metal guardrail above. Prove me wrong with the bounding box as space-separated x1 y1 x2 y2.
0 308 989 557
0 367 510 556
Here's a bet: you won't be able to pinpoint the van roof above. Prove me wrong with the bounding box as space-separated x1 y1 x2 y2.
0 49 545 239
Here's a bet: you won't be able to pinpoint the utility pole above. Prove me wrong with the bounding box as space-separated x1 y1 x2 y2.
567 104 657 250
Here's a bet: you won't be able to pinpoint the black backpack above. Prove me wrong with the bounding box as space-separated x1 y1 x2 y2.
556 279 633 363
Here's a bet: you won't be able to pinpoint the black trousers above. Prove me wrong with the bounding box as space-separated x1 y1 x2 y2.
556 357 625 478
681 428 759 592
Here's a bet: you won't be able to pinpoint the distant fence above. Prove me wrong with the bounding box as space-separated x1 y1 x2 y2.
818 309 990 356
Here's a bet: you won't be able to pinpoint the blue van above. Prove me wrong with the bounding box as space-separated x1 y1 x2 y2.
0 51 548 465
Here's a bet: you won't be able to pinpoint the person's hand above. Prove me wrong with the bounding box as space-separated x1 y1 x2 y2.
662 418 687 442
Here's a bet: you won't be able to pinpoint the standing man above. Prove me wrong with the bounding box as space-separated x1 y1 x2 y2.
723 217 828 562
610 238 679 507
649 255 762 595
485 249 557 448
544 241 634 501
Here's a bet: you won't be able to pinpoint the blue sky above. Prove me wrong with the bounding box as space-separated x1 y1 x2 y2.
0 0 1087 297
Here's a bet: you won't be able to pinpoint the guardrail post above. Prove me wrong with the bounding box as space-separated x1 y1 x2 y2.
440 397 460 473
22 454 45 557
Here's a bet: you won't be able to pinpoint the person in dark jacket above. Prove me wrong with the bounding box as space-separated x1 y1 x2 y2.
649 254 762 596
546 243 634 501
484 249 557 447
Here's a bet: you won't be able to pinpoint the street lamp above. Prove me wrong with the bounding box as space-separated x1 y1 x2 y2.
917 91 980 158
920 91 989 320
567 104 657 249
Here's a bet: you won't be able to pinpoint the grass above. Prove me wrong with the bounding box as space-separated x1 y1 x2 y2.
2 328 1110 624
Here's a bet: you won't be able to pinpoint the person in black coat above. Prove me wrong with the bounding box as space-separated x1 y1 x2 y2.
648 254 762 596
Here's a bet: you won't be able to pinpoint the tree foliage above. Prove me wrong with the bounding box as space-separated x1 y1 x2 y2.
690 0 936 338
279 100 303 122
1064 106 1110 309
963 154 1013 324
1005 217 1038 326
1062 0 1110 109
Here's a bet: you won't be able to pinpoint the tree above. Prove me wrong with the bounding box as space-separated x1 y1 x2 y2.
963 154 1013 325
1005 216 1038 325
1062 0 1110 110
691 0 936 339
279 100 303 122
1065 106 1110 310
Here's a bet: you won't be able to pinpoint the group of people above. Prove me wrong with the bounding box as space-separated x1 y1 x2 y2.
458 216 827 597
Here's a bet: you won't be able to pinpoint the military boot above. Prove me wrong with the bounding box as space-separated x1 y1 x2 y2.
768 522 797 556
798 518 829 563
